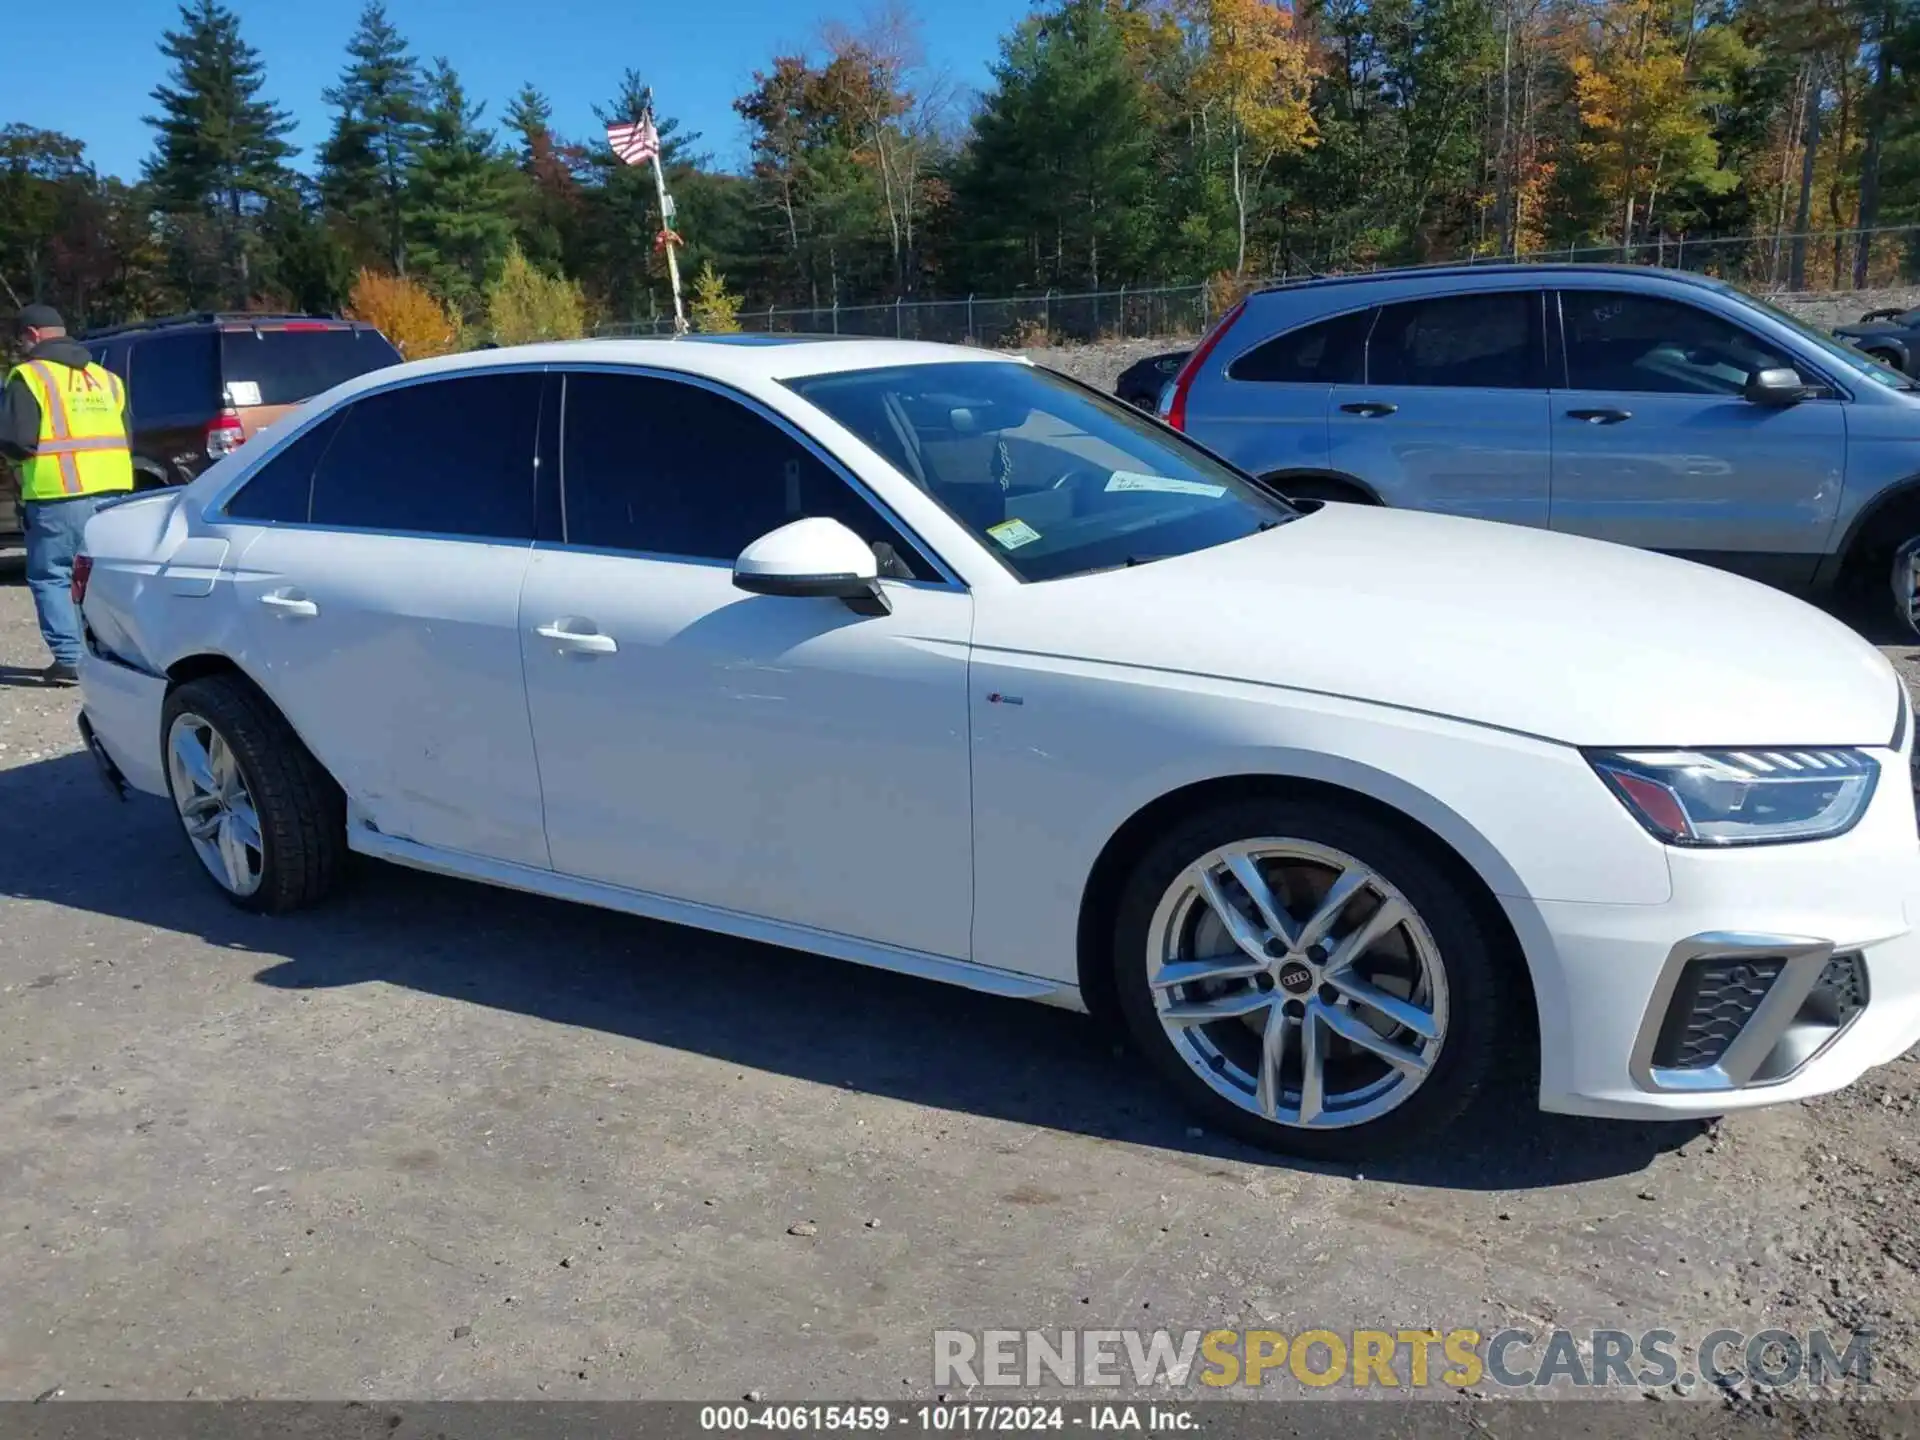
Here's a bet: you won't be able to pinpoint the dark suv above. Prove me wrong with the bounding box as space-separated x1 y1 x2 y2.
80 313 403 492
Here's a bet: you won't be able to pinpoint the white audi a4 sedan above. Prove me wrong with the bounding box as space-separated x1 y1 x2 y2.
72 336 1920 1159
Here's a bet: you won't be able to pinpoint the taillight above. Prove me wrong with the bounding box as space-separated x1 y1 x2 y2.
71 554 93 607
1163 298 1248 432
205 410 246 460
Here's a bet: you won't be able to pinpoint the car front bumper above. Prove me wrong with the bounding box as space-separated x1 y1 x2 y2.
1512 759 1920 1120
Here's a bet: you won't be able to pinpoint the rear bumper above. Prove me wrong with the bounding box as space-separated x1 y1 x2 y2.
76 648 169 799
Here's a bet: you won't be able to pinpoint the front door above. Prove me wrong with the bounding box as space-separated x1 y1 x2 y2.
1548 289 1847 584
216 369 551 868
1326 289 1552 527
518 370 975 960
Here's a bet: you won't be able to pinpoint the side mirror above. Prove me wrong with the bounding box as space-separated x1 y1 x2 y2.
1745 367 1808 406
732 516 891 616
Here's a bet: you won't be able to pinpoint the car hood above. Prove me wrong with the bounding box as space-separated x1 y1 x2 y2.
1835 321 1905 339
983 505 1902 748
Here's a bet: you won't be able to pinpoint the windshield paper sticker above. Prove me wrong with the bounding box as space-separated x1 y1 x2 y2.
225 380 263 407
1106 470 1227 498
987 518 1043 550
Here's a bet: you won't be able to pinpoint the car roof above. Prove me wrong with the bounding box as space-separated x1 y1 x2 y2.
82 312 373 342
1253 261 1733 298
327 336 1030 401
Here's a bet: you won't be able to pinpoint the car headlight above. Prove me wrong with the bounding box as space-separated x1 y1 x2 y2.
1587 748 1880 847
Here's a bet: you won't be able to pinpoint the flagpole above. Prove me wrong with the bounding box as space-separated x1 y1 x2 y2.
639 89 687 335
651 146 686 335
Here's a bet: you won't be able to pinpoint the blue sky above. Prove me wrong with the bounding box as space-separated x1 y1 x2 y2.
11 0 1037 183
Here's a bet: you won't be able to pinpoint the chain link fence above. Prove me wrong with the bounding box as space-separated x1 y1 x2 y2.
595 225 1920 344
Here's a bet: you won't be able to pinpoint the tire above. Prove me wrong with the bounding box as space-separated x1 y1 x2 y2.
160 674 347 914
1275 477 1377 506
1110 798 1513 1160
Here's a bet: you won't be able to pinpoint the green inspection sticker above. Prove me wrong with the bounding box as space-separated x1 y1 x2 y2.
987 518 1043 550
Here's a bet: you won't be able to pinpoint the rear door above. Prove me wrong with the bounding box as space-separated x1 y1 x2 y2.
215 369 551 868
1548 289 1846 583
1185 307 1370 479
127 330 220 483
1327 289 1552 527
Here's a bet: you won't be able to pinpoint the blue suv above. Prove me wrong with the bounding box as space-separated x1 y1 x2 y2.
1160 264 1920 627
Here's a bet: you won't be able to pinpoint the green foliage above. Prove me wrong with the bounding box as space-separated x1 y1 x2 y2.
15 0 1920 341
141 0 297 305
485 243 587 343
405 59 517 319
318 2 425 274
949 0 1160 291
689 261 744 331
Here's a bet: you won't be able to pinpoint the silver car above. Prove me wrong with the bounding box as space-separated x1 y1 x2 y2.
1160 264 1920 627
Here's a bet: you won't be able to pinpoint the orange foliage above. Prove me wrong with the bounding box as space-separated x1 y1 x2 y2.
343 269 460 360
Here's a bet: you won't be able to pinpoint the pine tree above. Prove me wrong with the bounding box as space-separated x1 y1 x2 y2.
406 59 517 317
142 0 296 304
318 2 425 274
950 0 1160 291
504 83 583 272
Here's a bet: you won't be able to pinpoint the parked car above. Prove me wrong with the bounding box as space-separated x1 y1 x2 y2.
1160 263 1920 629
1833 304 1920 377
73 338 1920 1159
81 313 402 491
1115 348 1189 410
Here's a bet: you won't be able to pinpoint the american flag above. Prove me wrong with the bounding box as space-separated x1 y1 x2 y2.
606 115 660 167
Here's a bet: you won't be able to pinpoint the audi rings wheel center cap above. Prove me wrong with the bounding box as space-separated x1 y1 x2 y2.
1276 960 1316 995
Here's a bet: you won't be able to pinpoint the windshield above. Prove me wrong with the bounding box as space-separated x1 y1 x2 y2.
220 327 403 407
1734 289 1918 391
786 362 1295 582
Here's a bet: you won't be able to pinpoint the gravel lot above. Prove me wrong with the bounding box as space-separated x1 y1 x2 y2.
2 567 1919 1409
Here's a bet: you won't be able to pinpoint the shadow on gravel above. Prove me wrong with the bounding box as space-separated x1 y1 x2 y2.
0 749 1703 1192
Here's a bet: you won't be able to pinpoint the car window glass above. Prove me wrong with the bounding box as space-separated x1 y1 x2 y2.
220 328 403 406
1229 309 1371 383
1560 291 1796 396
129 331 218 419
788 362 1296 584
309 372 541 540
221 414 343 523
1368 292 1539 389
560 371 932 578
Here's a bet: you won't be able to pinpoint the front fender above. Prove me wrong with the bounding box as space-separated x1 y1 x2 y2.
966 657 1673 988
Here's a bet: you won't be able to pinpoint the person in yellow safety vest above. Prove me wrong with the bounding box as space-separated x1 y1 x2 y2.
1 304 133 685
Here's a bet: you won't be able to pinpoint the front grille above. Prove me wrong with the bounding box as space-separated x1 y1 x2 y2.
1651 956 1787 1070
1801 951 1869 1029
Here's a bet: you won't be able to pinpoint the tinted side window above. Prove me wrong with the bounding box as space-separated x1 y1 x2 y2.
1559 291 1797 396
1368 292 1541 389
561 372 930 576
1229 309 1371 383
129 331 219 419
309 373 541 540
221 413 342 523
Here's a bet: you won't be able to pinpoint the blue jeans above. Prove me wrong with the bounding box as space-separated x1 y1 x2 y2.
24 493 115 668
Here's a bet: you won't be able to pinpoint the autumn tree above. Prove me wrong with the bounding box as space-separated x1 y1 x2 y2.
1180 0 1318 274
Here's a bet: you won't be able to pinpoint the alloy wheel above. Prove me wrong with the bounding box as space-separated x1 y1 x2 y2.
1144 839 1448 1130
167 712 265 899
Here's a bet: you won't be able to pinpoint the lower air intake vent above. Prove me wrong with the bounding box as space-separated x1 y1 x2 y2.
1651 956 1787 1070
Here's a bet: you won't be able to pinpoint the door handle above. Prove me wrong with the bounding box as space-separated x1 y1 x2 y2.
259 589 319 618
535 623 618 655
1339 401 1398 418
1567 408 1633 425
